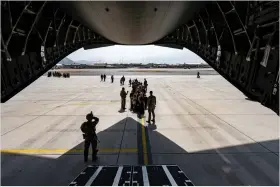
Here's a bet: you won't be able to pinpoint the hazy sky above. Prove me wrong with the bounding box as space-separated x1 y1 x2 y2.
67 45 206 64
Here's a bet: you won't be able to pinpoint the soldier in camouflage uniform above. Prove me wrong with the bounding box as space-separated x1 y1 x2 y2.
144 78 148 92
120 87 128 110
138 92 145 118
80 112 99 162
130 90 134 111
147 91 156 123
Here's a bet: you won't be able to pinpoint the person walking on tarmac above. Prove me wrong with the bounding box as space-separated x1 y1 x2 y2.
129 90 134 111
120 87 128 110
144 78 148 93
138 92 145 118
120 78 122 86
104 74 106 82
144 78 147 86
147 91 156 123
144 93 148 110
122 75 125 85
80 112 99 162
111 75 114 83
101 74 103 82
129 79 132 87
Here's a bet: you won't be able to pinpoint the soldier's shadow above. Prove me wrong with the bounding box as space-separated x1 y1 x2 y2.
147 122 157 131
1 116 279 186
2 117 144 185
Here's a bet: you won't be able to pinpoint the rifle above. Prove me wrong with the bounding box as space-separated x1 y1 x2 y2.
82 134 100 143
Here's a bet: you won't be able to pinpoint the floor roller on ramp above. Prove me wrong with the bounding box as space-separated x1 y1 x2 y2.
69 165 194 186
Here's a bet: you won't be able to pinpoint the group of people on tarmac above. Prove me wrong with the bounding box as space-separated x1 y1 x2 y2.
100 74 127 85
100 74 107 81
120 78 156 123
120 76 125 85
48 71 70 78
129 79 147 117
82 76 156 163
101 74 116 83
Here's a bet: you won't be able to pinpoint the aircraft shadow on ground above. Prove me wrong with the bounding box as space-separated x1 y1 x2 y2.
1 117 279 186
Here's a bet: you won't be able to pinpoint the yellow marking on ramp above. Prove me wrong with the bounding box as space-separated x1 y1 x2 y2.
1 148 137 154
141 117 148 165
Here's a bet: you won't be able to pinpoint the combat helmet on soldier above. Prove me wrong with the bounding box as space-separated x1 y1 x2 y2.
81 111 99 162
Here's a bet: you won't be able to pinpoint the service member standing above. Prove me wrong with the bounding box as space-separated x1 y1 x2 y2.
120 87 128 110
147 91 156 123
130 90 134 111
122 75 125 85
144 93 148 110
144 78 148 93
138 92 145 117
80 112 99 162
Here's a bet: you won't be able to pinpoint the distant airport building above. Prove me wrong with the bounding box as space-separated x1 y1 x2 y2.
50 61 211 69
92 63 107 68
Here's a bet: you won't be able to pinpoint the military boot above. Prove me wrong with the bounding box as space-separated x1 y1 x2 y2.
84 155 88 163
84 150 88 163
92 149 99 161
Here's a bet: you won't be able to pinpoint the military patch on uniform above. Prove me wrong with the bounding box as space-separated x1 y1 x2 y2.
69 165 194 186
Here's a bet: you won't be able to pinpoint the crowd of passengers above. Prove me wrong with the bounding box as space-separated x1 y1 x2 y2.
47 71 70 78
129 78 149 118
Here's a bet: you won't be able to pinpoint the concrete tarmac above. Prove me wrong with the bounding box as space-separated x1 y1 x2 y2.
46 68 218 76
1 74 279 185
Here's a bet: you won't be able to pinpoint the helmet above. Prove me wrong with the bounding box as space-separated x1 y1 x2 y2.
86 112 94 120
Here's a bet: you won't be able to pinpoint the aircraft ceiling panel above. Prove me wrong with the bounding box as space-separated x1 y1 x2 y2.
59 1 205 44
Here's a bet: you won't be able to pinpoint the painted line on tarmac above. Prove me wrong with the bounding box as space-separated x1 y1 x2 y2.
137 117 152 165
137 118 144 165
141 117 149 165
1 148 137 154
145 123 153 164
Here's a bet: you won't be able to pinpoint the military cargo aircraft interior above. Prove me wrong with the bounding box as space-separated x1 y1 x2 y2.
1 1 279 186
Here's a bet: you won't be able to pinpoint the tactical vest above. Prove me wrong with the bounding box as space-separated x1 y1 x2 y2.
81 121 96 136
148 96 156 108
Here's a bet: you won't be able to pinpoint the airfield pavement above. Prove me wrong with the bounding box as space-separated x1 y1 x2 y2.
1 72 279 185
46 68 219 76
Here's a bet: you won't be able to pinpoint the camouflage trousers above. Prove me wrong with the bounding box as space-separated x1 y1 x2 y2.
121 98 126 109
84 137 98 161
148 108 155 122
